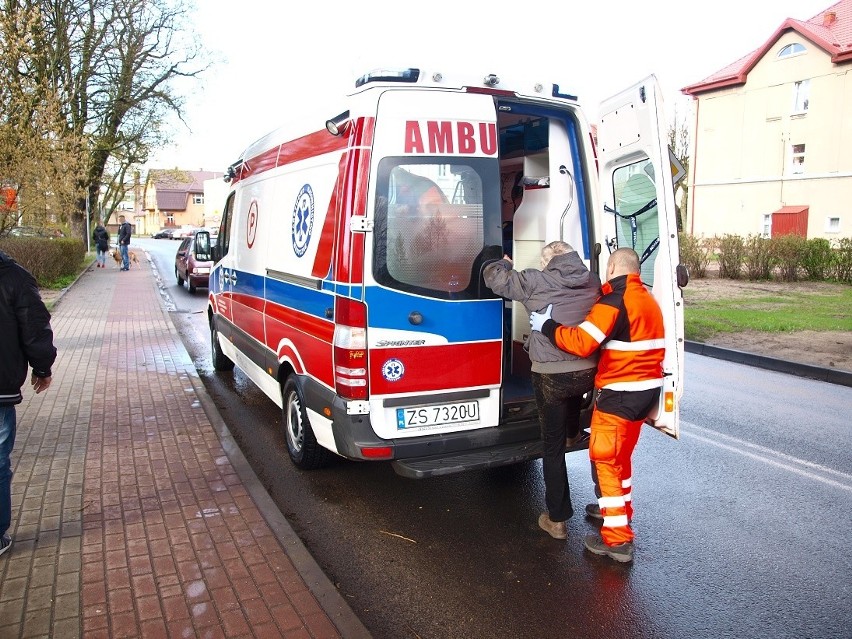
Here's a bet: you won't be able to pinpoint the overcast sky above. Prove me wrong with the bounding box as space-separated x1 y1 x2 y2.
148 0 836 173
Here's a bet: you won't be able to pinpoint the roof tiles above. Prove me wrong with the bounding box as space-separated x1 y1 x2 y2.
683 0 852 95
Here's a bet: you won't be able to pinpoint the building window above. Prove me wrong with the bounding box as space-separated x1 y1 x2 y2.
826 217 840 233
193 194 204 205
166 214 174 225
792 80 809 113
791 144 806 174
762 214 771 238
778 43 806 58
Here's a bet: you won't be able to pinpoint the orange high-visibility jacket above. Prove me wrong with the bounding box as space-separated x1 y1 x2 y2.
541 273 664 391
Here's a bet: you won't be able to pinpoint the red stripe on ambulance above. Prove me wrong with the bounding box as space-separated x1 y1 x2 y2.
369 342 501 395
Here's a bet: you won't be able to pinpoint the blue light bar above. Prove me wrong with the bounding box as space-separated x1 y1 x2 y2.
552 84 578 101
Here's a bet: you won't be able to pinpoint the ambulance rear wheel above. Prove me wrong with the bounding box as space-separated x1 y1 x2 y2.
210 318 234 372
282 376 330 470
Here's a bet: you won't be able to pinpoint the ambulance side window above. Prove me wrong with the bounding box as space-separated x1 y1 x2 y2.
219 193 234 258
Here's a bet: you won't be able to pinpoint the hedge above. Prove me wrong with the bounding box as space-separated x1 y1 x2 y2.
0 237 86 286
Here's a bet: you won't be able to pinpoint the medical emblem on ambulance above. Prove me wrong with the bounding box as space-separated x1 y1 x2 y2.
382 358 405 382
292 184 314 257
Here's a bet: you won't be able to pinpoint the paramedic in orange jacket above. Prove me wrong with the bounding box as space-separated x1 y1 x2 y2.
530 248 664 563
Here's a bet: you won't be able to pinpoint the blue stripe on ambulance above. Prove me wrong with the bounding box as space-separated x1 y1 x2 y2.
364 287 502 342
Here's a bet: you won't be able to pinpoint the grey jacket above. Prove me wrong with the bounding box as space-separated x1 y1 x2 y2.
483 251 601 373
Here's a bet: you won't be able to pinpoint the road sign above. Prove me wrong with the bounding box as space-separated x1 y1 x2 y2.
669 148 686 185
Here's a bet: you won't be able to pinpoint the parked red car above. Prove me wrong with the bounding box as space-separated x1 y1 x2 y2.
175 232 214 293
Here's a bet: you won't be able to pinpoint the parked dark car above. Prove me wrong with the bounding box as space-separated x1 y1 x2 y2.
152 228 173 239
175 232 215 293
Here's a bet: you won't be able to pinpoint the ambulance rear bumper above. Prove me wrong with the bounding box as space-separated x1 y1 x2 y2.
299 376 591 478
323 388 545 478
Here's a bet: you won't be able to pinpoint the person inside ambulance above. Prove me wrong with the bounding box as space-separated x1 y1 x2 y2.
529 248 665 563
389 166 448 218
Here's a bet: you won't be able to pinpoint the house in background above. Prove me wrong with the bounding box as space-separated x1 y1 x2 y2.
682 0 852 240
142 169 223 233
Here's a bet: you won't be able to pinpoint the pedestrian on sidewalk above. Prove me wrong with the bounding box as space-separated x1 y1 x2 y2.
93 222 110 268
483 241 600 541
0 250 56 557
118 214 132 271
530 248 665 563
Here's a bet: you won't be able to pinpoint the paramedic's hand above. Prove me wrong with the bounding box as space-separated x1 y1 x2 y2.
502 254 513 265
529 304 553 333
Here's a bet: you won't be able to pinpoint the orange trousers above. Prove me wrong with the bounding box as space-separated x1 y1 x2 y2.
588 407 643 546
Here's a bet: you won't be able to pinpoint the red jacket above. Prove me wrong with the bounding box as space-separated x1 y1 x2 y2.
541 273 664 391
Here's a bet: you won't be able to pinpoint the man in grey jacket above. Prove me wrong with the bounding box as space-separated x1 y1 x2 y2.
484 241 600 540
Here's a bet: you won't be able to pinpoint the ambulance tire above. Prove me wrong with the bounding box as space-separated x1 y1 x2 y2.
210 319 235 372
282 376 330 470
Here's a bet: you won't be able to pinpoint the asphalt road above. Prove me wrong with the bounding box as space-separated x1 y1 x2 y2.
141 238 852 639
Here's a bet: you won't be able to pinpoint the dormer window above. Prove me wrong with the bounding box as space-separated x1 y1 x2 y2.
778 43 806 58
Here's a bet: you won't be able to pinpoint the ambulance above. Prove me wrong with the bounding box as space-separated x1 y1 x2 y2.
201 67 686 478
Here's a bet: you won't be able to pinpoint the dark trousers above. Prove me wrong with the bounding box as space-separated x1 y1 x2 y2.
532 369 596 522
0 406 16 537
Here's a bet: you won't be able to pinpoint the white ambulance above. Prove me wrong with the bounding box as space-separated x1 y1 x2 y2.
201 67 686 478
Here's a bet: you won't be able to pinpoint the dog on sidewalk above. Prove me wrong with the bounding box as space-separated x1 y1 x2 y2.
109 248 139 268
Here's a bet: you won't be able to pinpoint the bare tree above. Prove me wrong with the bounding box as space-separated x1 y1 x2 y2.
0 4 85 234
2 0 208 239
668 101 691 233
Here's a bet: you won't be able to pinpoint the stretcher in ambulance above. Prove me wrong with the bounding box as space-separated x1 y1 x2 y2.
202 68 685 478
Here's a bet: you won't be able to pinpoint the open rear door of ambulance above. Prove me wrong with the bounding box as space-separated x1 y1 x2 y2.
596 75 685 439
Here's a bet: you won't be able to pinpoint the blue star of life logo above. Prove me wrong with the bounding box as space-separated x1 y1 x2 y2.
292 184 314 257
382 358 405 382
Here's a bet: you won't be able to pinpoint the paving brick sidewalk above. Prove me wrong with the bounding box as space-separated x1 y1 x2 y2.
0 257 371 638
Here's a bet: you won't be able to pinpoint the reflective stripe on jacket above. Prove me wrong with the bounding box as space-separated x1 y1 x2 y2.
541 273 664 390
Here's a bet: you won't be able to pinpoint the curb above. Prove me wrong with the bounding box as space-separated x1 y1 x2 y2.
153 252 372 638
685 341 852 387
186 373 372 638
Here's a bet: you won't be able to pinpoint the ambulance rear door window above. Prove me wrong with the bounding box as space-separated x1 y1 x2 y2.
373 157 501 300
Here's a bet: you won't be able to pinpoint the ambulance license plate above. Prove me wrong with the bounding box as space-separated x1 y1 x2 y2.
397 401 480 429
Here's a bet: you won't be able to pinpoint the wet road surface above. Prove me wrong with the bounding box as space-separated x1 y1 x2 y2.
141 238 852 639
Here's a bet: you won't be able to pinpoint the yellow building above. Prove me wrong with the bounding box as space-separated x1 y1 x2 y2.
143 169 223 233
682 1 852 240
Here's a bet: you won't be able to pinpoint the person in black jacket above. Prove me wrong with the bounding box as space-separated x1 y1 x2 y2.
0 250 56 557
117 215 132 271
93 223 110 268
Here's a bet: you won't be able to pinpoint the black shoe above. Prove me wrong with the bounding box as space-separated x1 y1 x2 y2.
584 534 633 563
0 534 11 558
585 503 603 520
585 502 632 523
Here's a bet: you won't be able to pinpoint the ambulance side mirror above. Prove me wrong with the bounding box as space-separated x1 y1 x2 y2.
195 231 212 261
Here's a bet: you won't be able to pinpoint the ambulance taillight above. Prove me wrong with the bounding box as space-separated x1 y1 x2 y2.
333 297 368 400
